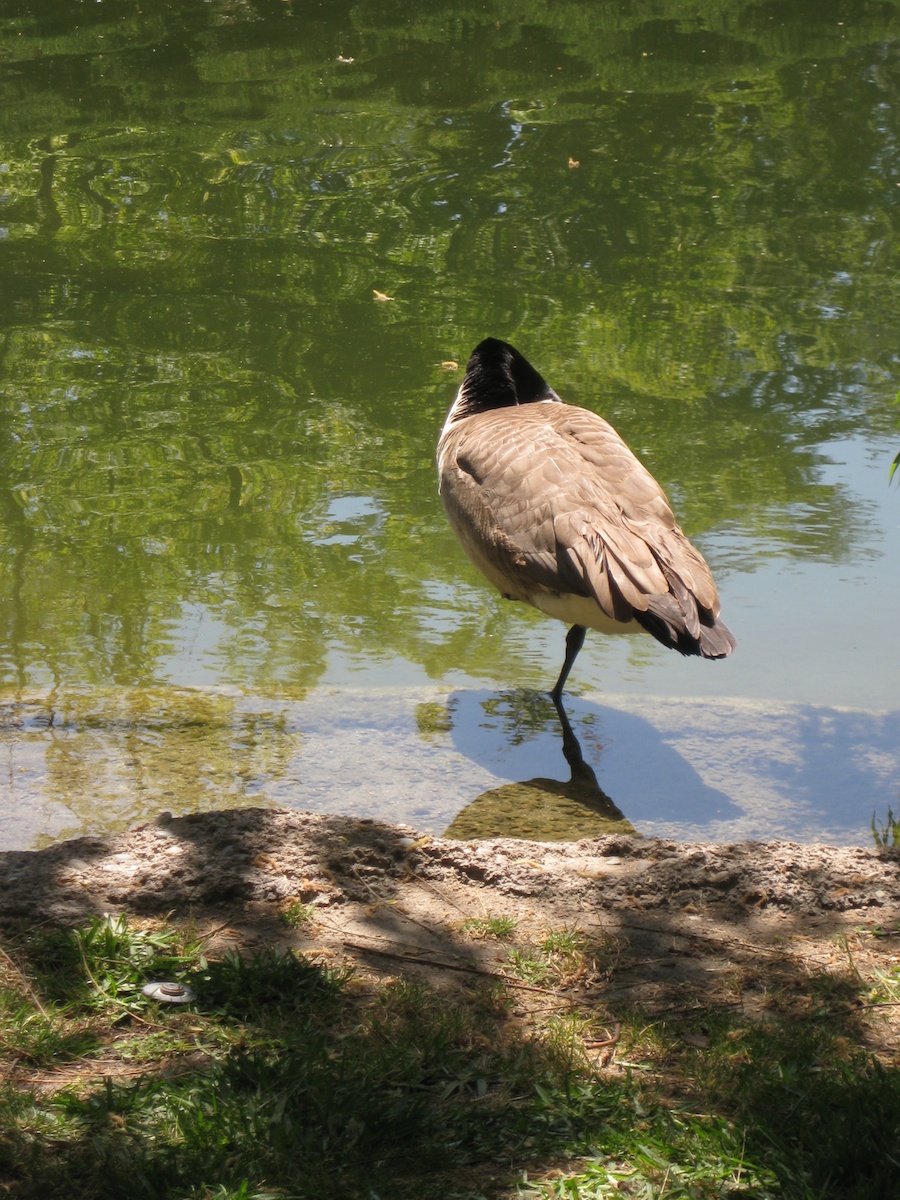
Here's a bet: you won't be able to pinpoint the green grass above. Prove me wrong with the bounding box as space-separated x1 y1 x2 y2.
461 915 518 940
276 898 317 930
871 805 900 848
507 929 596 987
0 914 899 1199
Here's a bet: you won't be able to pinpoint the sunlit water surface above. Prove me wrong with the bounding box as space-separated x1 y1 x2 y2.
0 1 898 848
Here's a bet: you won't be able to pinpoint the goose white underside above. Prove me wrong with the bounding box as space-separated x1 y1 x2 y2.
448 518 642 637
528 590 640 636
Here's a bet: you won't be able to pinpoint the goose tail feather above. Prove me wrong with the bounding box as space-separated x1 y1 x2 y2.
634 604 737 659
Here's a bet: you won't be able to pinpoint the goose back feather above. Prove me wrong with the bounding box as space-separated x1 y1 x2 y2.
437 338 736 690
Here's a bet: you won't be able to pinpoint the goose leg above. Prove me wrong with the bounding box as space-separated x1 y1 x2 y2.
550 624 586 704
551 688 585 772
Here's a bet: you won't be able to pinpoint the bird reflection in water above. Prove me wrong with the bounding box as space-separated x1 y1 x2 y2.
445 692 635 842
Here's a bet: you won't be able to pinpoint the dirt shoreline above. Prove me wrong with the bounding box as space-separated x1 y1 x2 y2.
1 807 899 1029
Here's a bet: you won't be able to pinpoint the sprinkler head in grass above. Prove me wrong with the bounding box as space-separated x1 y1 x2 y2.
142 980 195 1004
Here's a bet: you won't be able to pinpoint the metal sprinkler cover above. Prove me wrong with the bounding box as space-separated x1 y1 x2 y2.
142 980 196 1004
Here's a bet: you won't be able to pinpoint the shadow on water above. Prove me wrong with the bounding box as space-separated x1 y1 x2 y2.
441 688 900 844
445 693 634 841
443 688 742 841
597 697 900 843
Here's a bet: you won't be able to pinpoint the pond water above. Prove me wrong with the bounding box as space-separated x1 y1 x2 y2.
0 0 898 849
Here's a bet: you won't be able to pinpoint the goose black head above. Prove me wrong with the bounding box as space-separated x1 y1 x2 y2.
451 338 561 421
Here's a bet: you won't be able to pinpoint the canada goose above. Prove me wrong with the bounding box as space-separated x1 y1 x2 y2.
437 338 736 702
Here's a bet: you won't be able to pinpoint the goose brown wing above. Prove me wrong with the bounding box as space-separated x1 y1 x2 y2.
439 407 585 597
548 407 731 650
439 404 724 636
550 407 727 640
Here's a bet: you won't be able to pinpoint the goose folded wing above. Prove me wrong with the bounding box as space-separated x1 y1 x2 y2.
552 409 724 622
450 412 679 619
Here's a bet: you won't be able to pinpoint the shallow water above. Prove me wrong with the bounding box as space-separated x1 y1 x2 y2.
0 1 898 848
3 685 895 852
